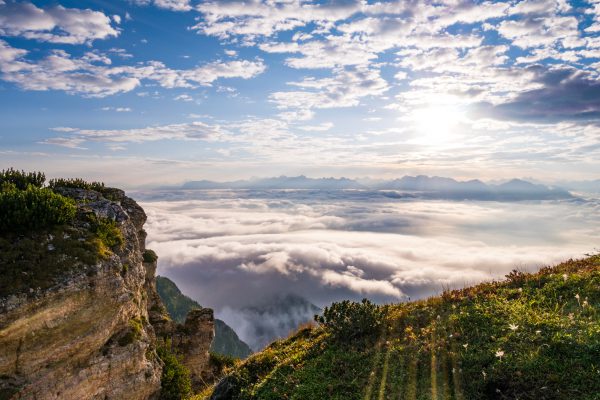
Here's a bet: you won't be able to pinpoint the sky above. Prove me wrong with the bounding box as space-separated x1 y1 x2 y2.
1 0 600 186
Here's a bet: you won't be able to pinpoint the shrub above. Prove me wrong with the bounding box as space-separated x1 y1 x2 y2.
143 249 159 263
314 299 384 344
0 185 76 232
48 177 105 192
0 168 45 190
209 352 238 371
157 343 192 400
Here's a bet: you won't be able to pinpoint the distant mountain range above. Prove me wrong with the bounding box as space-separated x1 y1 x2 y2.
557 179 600 194
177 175 574 201
156 276 252 359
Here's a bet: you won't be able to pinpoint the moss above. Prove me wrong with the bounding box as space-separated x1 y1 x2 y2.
118 318 143 346
87 214 124 253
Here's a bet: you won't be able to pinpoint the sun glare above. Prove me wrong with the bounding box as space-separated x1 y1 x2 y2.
411 105 464 145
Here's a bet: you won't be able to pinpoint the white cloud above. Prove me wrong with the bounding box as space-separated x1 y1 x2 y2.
0 40 266 97
271 67 389 110
0 2 118 44
298 122 334 132
138 191 600 312
132 0 192 12
44 121 225 145
101 106 132 112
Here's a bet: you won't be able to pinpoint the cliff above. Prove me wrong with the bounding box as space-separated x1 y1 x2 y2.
0 185 213 399
155 276 252 359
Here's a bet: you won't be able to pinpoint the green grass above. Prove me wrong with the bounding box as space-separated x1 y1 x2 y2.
205 256 600 400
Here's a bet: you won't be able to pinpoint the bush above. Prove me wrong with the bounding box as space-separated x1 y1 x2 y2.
157 343 192 400
209 352 238 371
314 299 384 344
143 249 158 263
0 185 76 232
0 168 45 190
48 177 105 192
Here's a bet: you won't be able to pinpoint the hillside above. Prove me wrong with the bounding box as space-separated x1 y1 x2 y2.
156 276 253 359
206 256 600 400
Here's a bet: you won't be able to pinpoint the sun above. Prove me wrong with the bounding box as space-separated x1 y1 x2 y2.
411 105 464 145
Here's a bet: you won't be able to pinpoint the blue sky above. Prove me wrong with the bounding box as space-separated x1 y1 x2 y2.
1 0 600 186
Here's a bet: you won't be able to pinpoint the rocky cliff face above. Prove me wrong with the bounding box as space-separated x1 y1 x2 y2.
0 188 214 399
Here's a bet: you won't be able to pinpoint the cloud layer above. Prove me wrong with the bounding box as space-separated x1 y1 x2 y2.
138 190 600 314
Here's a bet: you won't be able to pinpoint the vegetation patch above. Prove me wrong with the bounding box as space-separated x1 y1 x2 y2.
0 168 45 190
206 256 600 400
157 341 193 400
48 177 105 192
315 298 384 345
143 249 159 263
0 184 76 232
87 214 124 253
118 318 144 346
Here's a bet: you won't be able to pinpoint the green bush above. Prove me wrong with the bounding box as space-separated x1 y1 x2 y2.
143 249 159 263
0 185 76 232
0 168 45 190
314 299 384 344
157 343 192 400
48 177 105 192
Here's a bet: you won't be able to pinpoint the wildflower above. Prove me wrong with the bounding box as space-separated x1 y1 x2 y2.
463 343 469 349
509 323 519 331
562 273 568 282
583 300 589 308
482 370 487 379
495 349 505 359
535 330 542 335
518 287 523 293
568 313 574 321
575 294 581 306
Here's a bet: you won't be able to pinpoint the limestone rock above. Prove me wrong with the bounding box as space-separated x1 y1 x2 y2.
0 187 214 399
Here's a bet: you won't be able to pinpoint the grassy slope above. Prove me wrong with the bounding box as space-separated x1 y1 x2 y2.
204 256 600 400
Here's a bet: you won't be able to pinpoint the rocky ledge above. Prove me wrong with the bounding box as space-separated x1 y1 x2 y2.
0 187 214 400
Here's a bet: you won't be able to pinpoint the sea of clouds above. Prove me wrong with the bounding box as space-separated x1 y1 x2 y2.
134 189 600 346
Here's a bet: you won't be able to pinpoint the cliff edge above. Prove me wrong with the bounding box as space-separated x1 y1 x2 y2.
0 176 213 400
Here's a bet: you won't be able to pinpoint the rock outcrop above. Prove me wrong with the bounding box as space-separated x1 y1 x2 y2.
0 187 214 399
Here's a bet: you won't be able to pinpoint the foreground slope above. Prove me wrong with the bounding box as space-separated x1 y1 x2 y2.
207 256 600 400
